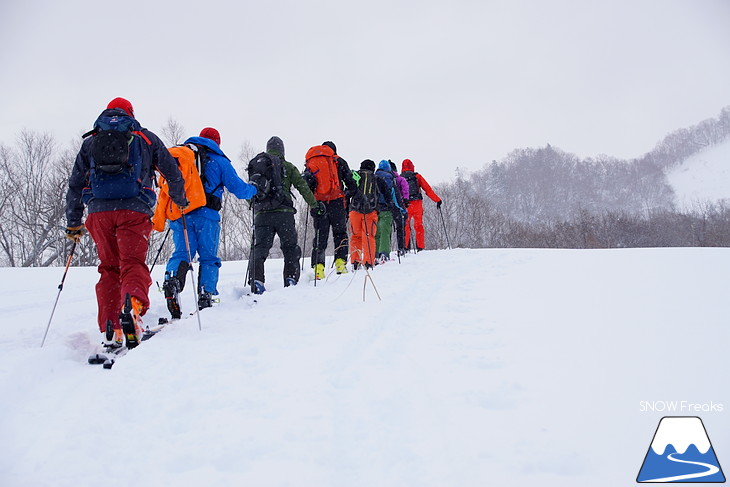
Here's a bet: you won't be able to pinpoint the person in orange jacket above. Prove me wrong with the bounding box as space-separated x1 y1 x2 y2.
400 158 442 251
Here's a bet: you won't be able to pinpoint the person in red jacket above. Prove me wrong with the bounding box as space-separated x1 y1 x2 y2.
400 158 442 251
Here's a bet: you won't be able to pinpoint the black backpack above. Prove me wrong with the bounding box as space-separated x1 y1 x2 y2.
350 169 378 214
401 170 422 200
247 152 286 211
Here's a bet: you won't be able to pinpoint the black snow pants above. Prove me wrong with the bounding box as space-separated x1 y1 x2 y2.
311 197 349 266
252 211 301 285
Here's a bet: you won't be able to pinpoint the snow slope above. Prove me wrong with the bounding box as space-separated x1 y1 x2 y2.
1 248 729 486
666 139 730 207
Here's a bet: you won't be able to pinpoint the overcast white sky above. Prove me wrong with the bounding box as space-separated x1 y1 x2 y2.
1 0 729 183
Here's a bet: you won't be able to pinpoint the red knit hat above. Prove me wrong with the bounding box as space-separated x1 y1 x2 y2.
200 127 221 146
106 97 134 117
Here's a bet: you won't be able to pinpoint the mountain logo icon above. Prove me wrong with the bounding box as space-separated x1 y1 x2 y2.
637 416 725 483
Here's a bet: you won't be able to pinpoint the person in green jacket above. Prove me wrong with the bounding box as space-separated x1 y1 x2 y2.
248 136 324 293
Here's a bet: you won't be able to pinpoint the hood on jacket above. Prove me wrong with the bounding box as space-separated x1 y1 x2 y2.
360 159 376 171
402 159 415 172
184 136 226 157
266 136 285 159
378 159 391 171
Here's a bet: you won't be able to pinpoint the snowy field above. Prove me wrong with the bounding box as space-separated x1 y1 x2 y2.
666 138 730 207
1 247 729 486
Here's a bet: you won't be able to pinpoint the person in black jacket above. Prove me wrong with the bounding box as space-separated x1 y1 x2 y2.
65 97 188 348
302 141 358 279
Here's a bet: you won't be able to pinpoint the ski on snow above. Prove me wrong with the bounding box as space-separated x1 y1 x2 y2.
87 321 167 369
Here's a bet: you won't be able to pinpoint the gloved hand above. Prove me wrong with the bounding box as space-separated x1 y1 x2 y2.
313 201 327 217
65 225 86 243
401 208 407 216
436 200 442 209
404 200 410 208
176 198 190 212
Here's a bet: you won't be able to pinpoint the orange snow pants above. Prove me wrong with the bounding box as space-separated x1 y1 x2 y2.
349 211 378 266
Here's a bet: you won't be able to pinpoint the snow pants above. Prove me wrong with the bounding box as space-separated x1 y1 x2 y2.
85 210 152 333
349 211 378 266
166 212 221 295
375 210 393 256
252 211 301 285
311 197 349 266
404 199 426 250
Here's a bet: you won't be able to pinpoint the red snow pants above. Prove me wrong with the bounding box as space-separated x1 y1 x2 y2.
404 199 426 250
349 211 378 266
85 210 152 333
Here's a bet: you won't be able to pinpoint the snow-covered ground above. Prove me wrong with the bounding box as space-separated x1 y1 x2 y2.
1 248 729 486
666 139 730 207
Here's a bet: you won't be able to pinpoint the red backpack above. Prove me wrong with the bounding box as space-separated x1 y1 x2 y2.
305 145 344 201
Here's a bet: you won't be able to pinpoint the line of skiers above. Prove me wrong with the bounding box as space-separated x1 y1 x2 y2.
64 98 442 349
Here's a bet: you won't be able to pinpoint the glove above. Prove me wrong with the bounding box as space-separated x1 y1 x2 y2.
65 225 86 243
436 200 442 209
401 208 407 216
404 200 410 208
176 198 190 212
312 201 327 217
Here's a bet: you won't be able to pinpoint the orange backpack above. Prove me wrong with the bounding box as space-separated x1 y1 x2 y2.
151 144 207 231
305 145 344 201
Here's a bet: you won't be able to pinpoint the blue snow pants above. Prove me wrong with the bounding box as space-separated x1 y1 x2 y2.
166 212 222 295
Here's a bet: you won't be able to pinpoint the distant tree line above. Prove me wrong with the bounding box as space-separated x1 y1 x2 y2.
424 106 730 250
0 107 728 267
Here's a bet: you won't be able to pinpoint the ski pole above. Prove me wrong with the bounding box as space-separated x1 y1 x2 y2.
438 205 452 249
181 214 203 331
41 241 76 347
247 204 256 294
149 226 171 275
313 212 321 287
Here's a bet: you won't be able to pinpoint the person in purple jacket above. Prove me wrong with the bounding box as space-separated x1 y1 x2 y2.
390 160 409 256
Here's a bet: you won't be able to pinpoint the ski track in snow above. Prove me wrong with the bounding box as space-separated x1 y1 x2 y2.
1 248 729 486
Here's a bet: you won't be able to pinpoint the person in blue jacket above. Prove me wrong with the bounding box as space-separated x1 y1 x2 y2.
163 127 257 317
374 159 406 263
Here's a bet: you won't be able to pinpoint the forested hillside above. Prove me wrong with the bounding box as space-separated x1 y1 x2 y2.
425 106 730 250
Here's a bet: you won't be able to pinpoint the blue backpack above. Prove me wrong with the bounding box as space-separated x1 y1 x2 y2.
376 169 395 208
81 114 153 205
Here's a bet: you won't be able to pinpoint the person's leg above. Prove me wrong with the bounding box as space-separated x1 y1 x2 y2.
277 212 302 284
85 211 121 333
329 199 350 262
411 200 426 249
115 210 153 312
253 213 276 284
311 212 329 267
195 215 222 295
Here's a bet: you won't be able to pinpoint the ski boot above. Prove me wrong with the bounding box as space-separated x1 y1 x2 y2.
198 290 213 310
101 320 124 350
252 280 266 295
120 294 144 350
163 275 182 319
314 263 325 280
334 258 348 275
